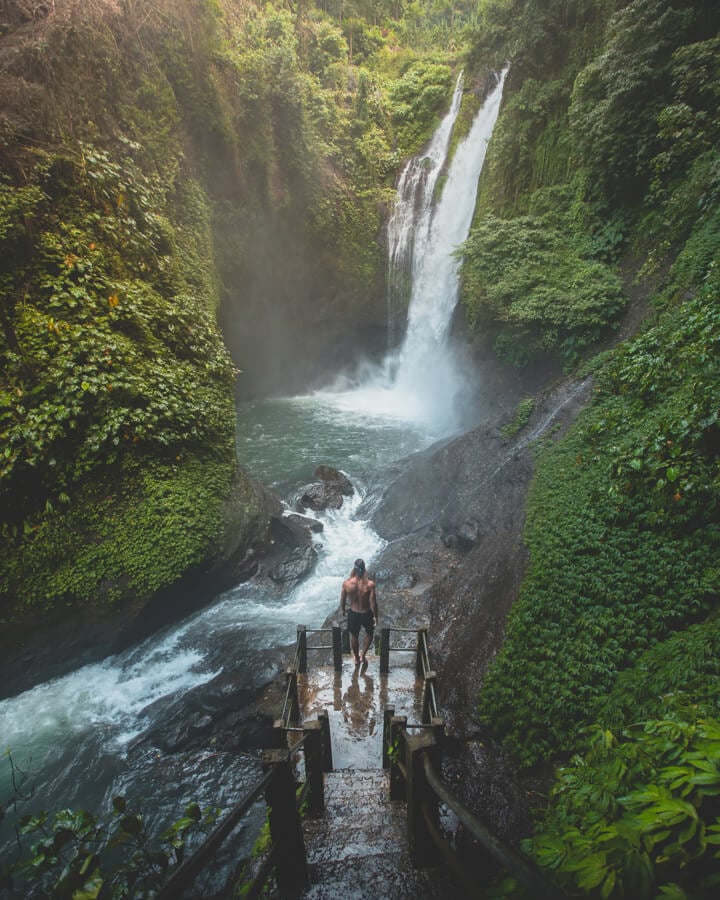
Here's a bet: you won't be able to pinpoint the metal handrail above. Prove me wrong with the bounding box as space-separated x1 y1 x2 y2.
279 669 296 725
157 732 314 899
421 754 560 899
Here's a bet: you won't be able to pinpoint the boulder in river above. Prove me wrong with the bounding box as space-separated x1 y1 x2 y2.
296 465 355 512
313 464 354 495
285 512 324 533
269 545 318 584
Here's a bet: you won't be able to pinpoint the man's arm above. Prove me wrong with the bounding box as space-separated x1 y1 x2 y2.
370 583 378 621
340 582 347 615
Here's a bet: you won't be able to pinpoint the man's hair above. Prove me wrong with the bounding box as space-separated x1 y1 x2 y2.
353 558 366 576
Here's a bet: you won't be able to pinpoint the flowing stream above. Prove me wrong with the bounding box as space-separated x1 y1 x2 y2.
0 71 507 873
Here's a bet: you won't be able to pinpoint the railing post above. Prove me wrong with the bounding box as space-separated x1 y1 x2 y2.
317 709 333 772
406 732 442 868
379 627 391 674
342 624 350 655
286 668 299 724
431 716 445 750
303 721 325 817
332 622 342 671
389 716 406 800
297 625 307 674
416 627 428 677
274 719 287 747
262 749 309 897
422 671 437 724
382 705 395 770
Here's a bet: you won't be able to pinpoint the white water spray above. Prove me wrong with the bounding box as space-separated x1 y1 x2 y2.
386 73 466 342
391 70 508 429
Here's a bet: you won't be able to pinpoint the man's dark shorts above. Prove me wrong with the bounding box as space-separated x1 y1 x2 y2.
347 609 374 638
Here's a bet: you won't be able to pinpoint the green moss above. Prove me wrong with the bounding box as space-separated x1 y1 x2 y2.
500 398 535 439
0 454 235 611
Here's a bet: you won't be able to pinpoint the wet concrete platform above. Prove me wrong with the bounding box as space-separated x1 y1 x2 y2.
299 653 424 770
291 655 456 898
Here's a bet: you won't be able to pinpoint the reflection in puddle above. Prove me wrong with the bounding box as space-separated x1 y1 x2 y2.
299 657 424 770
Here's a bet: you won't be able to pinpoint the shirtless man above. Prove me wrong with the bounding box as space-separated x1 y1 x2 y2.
340 558 378 665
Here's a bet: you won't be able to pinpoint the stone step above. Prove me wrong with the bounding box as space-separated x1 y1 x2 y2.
303 770 404 864
300 769 456 899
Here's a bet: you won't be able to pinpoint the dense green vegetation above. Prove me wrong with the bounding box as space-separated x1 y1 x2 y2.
526 713 720 899
464 1 720 895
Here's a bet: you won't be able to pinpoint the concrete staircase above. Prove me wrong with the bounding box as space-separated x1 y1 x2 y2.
301 769 455 899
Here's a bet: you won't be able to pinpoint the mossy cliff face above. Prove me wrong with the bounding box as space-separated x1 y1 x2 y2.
0 0 405 656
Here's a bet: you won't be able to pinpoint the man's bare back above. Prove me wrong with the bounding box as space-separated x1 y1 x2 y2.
340 558 378 663
341 572 377 615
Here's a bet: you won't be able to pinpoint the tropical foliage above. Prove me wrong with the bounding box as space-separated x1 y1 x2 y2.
476 0 720 756
526 713 720 899
469 1 720 895
1 774 216 898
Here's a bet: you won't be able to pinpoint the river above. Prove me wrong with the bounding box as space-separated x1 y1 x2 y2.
0 69 507 883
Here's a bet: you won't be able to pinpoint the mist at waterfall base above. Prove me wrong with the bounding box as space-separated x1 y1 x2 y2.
0 72 507 878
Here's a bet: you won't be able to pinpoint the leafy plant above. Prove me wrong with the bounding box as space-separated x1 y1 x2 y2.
501 397 535 439
526 712 720 899
2 792 217 898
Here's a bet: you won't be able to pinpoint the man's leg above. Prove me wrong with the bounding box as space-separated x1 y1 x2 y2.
348 611 361 663
360 627 373 662
350 632 360 663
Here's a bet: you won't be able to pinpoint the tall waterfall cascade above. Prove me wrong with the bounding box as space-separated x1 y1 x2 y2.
385 69 508 430
386 73 465 343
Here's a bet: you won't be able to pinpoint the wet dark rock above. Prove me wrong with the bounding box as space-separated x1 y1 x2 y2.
252 508 321 589
448 518 482 552
285 512 324 533
269 513 313 548
295 465 355 512
137 671 281 755
296 482 344 511
313 465 354 496
269 545 318 584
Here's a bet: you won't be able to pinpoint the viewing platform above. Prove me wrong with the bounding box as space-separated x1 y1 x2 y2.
297 647 453 897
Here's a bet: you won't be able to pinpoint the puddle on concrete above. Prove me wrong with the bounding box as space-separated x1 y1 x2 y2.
299 656 424 769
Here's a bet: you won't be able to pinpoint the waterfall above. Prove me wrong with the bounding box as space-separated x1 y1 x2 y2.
387 69 508 430
386 72 465 344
